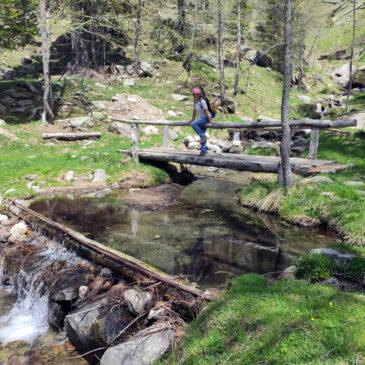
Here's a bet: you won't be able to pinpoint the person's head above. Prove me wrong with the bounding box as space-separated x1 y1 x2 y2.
192 87 202 101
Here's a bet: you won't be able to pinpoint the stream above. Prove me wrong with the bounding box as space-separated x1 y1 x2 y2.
30 178 336 287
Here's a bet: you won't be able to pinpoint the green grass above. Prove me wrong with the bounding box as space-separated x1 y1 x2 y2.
0 121 168 199
160 274 365 365
240 132 365 244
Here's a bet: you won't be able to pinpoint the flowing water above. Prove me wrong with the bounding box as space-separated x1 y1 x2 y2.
0 239 85 351
30 178 337 288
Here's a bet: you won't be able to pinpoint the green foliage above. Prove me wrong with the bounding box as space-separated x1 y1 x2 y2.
240 132 365 244
296 254 337 282
160 274 365 365
0 0 37 48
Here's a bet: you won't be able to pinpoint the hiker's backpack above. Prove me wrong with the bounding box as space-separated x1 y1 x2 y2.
202 97 219 118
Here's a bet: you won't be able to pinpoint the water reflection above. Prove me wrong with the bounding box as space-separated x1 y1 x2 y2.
30 178 336 288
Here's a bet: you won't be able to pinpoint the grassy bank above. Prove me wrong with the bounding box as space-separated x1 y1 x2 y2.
161 274 365 365
239 132 365 245
0 121 168 199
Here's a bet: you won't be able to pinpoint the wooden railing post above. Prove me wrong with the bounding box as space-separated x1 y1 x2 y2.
309 128 320 160
163 125 170 148
131 123 139 163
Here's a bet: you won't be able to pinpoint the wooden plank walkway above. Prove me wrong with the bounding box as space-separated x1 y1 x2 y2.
121 148 354 175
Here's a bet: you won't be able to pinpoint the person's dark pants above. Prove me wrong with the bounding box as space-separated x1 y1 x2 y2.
191 117 209 154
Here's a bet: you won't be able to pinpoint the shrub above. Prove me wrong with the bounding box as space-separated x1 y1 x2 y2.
296 254 337 282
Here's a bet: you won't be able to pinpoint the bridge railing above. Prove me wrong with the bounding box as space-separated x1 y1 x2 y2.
114 118 357 163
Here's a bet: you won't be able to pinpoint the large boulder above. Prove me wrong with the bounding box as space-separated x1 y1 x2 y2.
139 62 153 77
65 298 135 364
310 248 356 267
353 65 365 87
100 325 175 365
332 63 358 87
109 122 132 137
59 116 94 130
197 55 219 68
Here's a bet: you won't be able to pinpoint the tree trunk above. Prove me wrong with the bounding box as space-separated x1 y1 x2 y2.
217 0 226 105
346 0 356 112
134 0 143 74
39 0 54 125
280 0 294 188
297 11 307 92
233 0 242 95
177 0 187 35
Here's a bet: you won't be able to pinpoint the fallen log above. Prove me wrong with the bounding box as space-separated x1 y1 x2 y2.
9 201 213 301
120 149 337 174
42 132 101 141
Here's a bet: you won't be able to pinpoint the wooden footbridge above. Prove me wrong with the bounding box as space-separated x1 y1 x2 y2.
118 118 357 175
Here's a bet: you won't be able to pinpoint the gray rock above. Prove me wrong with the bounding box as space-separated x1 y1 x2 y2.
92 169 108 184
11 106 28 115
142 125 159 135
0 67 15 81
251 141 278 150
310 248 356 266
0 103 7 114
302 175 333 185
332 63 357 87
353 65 365 87
3 89 30 99
171 94 189 102
68 116 94 130
115 65 125 74
92 100 109 110
229 146 244 154
292 137 308 148
124 288 153 315
100 326 175 365
319 277 342 289
188 141 200 150
279 266 296 280
1 97 16 107
0 119 6 125
169 129 179 141
167 110 177 117
123 78 135 87
17 99 33 107
78 286 90 299
92 111 108 121
197 55 219 68
147 307 166 321
139 61 153 77
9 221 28 243
184 135 195 146
66 298 134 362
0 215 9 225
109 122 132 137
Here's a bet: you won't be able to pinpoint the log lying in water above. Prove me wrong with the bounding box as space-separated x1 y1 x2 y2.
9 201 213 301
42 132 101 141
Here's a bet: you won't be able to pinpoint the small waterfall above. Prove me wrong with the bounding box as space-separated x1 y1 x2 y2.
233 131 240 141
0 238 82 345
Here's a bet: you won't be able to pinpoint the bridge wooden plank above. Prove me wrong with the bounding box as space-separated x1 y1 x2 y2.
121 149 330 174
